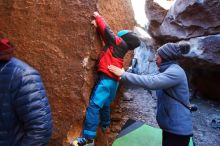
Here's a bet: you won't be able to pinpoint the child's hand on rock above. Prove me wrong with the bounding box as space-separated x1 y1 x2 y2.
93 12 100 17
91 20 97 27
108 65 125 77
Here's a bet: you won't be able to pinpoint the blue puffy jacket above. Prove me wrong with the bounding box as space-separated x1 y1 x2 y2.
0 57 52 146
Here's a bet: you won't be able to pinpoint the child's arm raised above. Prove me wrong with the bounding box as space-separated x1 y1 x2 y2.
93 12 122 46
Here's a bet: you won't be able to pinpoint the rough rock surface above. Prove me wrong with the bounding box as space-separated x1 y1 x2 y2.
0 0 135 145
132 41 157 75
158 0 220 42
186 34 220 65
177 34 220 102
145 0 169 38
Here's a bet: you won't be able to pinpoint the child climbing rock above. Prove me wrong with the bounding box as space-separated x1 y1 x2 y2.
72 12 140 146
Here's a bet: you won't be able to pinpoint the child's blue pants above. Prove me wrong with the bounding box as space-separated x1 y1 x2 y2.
83 74 119 139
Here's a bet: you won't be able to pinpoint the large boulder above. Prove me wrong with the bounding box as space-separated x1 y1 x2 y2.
158 0 220 42
187 34 220 65
0 0 135 145
145 0 220 101
181 34 220 101
145 0 170 37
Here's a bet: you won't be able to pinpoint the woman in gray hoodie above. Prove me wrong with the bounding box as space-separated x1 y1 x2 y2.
108 42 193 146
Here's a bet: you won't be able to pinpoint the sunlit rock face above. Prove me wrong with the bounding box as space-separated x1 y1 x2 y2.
0 0 135 145
158 0 220 42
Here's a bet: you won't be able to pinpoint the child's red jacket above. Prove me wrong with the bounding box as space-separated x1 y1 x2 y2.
95 15 130 80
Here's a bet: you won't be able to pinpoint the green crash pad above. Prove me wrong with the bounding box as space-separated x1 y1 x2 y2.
112 122 194 146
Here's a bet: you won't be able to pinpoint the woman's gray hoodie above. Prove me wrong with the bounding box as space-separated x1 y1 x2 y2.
121 61 193 135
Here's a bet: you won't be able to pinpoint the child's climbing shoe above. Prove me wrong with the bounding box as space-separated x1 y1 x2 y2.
72 137 94 146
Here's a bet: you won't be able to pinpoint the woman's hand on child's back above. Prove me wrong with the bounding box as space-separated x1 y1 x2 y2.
108 65 125 77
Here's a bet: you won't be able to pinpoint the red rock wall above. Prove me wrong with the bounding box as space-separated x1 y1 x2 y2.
0 0 135 145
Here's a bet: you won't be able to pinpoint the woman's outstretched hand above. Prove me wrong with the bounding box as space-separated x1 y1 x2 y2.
108 65 125 77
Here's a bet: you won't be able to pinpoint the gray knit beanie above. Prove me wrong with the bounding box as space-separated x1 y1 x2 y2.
157 42 190 61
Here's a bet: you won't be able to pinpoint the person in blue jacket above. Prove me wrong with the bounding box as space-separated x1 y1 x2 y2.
108 42 193 146
0 38 52 146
